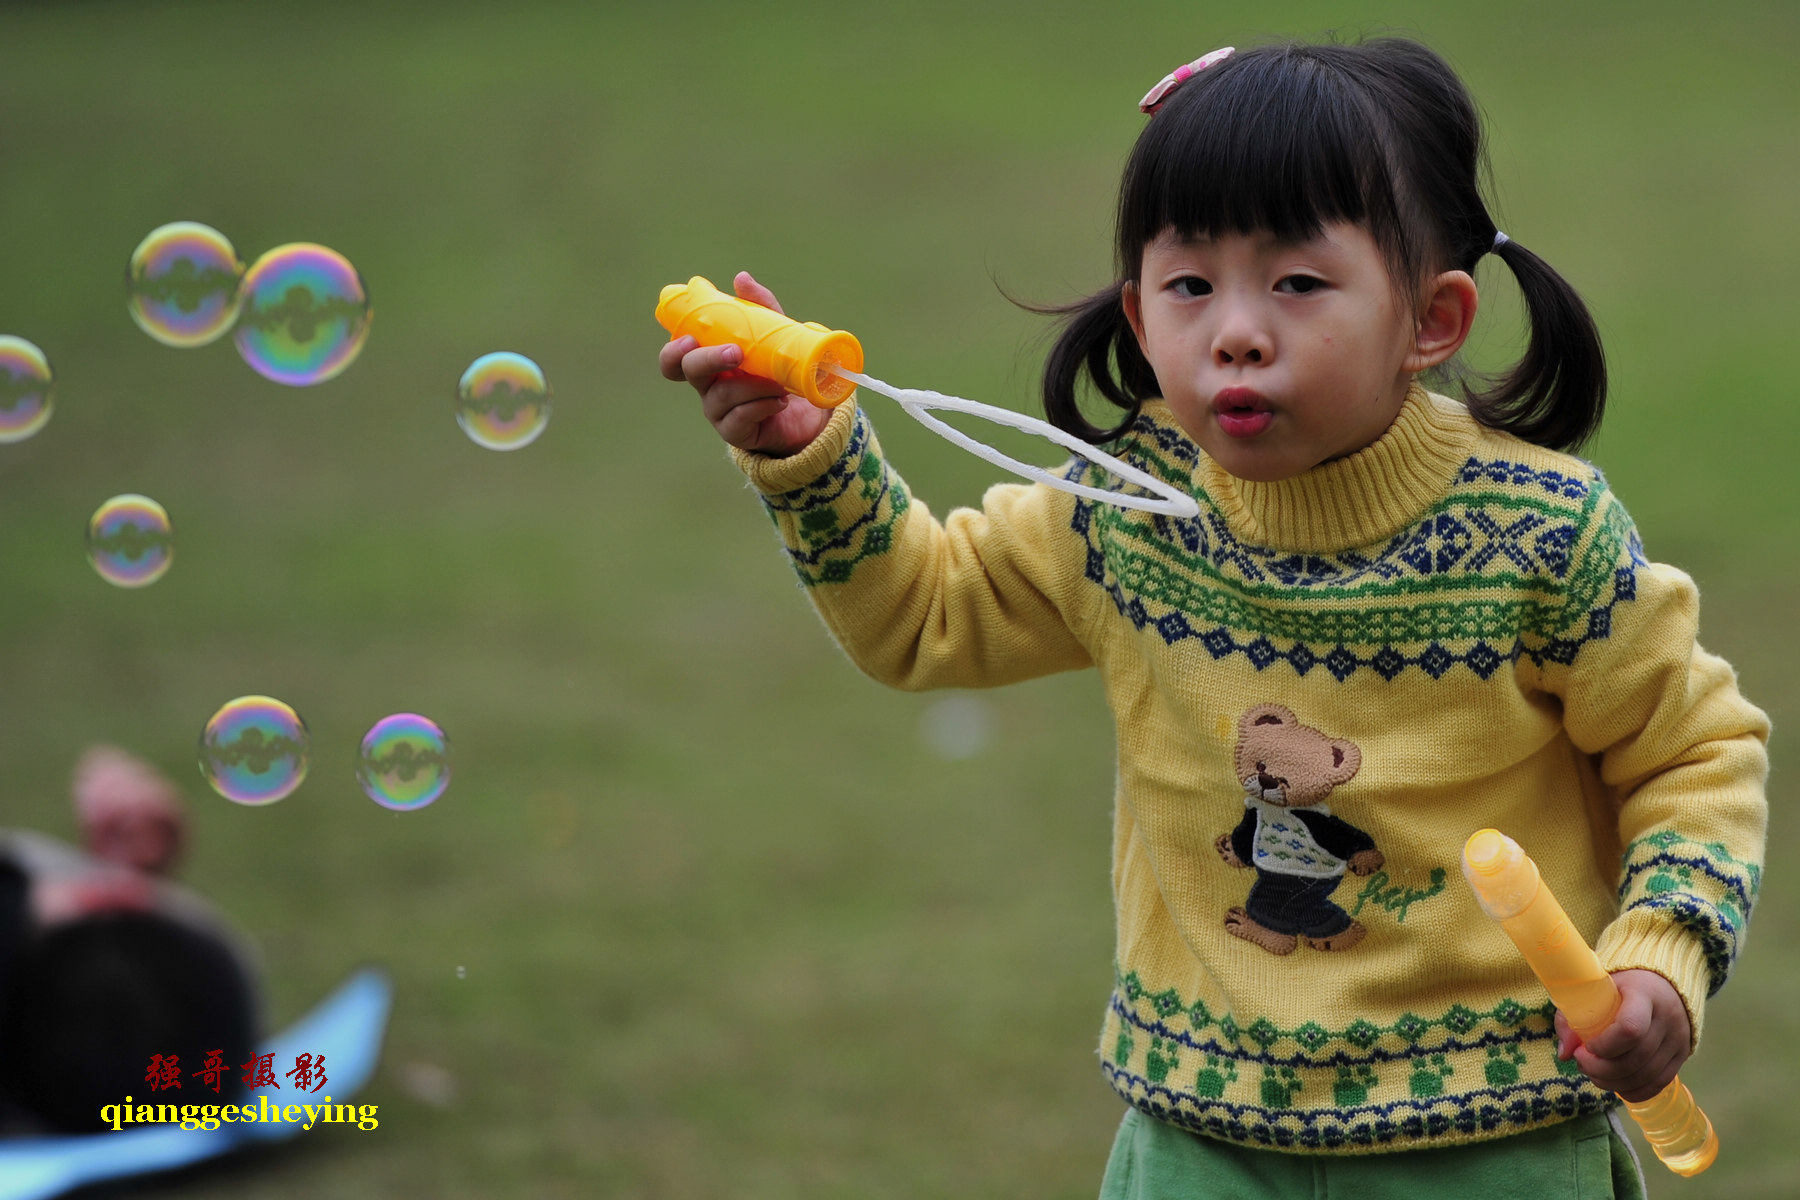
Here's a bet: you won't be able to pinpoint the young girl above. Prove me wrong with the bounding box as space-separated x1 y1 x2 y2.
658 36 1768 1197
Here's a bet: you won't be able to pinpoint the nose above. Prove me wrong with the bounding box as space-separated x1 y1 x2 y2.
1212 296 1271 366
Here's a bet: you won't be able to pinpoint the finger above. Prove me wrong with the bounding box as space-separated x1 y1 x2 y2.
1569 1045 1624 1095
1580 987 1654 1060
1606 1041 1687 1103
700 373 792 430
1614 1062 1680 1103
734 270 785 315
1552 1011 1580 1060
680 343 745 392
1572 1028 1680 1096
659 335 699 381
714 395 793 448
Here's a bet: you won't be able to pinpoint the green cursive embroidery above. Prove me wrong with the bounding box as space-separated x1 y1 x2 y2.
1349 867 1447 924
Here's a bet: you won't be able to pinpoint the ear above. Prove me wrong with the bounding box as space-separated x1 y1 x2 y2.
1121 280 1148 355
1324 739 1362 787
1239 703 1296 735
1403 270 1479 373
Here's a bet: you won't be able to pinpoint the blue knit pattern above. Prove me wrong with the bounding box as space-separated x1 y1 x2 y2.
1618 831 1761 996
1103 966 1616 1152
1062 412 1646 682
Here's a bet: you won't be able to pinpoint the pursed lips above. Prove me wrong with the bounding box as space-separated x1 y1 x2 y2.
1212 386 1271 414
1211 387 1276 439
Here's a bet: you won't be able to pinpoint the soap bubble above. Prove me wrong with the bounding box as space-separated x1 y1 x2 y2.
457 352 551 450
918 694 995 761
358 713 451 811
234 243 371 385
199 695 310 805
397 1060 459 1108
0 336 53 444
86 494 174 588
125 222 244 347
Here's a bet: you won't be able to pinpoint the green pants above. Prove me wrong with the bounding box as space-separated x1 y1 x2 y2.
1099 1107 1646 1199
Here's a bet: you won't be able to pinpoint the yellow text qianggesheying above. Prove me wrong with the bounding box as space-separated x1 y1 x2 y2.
101 1093 378 1131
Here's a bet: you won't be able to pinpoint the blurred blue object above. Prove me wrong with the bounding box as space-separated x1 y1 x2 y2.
0 966 392 1199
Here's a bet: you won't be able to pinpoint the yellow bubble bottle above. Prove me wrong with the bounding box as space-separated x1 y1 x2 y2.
655 276 863 408
1462 829 1718 1176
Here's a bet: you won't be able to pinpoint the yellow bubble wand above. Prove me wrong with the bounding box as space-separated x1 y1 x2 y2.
655 276 1200 519
1461 829 1718 1176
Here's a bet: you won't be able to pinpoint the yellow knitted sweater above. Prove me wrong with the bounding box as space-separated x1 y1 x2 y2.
731 385 1769 1154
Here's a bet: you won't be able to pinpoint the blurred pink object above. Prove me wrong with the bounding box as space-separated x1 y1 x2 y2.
71 744 187 875
32 869 158 925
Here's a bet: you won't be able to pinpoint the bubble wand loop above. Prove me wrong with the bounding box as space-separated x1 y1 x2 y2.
1460 829 1718 1176
655 277 1200 519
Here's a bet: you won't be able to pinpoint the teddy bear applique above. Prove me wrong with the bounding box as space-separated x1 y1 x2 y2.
1215 703 1384 955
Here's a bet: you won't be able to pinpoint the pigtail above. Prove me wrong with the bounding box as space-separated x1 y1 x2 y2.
1034 282 1159 444
1466 237 1608 452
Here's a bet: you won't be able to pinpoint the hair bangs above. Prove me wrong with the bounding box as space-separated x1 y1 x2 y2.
1117 47 1407 279
1036 36 1607 451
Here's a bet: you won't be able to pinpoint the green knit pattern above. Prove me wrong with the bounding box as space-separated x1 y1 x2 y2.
1102 966 1614 1152
760 406 907 586
1618 830 1760 996
762 404 1644 676
1065 411 1640 662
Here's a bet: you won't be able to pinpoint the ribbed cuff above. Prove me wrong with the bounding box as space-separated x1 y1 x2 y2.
1595 909 1714 1050
728 397 860 496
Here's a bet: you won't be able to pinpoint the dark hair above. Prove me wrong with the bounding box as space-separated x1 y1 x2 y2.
0 912 257 1130
1039 37 1606 452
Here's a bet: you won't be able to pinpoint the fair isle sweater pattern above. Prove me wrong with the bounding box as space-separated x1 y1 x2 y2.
1615 830 1760 996
757 412 908 585
1103 965 1611 1152
743 396 1763 1153
1065 422 1647 678
1059 414 1747 1002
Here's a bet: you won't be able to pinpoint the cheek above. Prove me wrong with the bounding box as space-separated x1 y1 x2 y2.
1139 312 1180 357
1163 398 1216 448
1139 333 1196 388
1313 325 1392 376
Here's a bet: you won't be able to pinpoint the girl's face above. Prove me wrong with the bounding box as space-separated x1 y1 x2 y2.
1122 221 1469 483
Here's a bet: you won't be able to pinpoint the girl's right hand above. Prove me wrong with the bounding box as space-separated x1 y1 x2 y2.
658 270 834 458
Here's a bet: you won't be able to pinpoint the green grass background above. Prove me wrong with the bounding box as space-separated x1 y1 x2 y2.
0 0 1793 1195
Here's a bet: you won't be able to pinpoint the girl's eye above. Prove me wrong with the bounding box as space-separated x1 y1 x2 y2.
1170 276 1212 298
1277 275 1325 295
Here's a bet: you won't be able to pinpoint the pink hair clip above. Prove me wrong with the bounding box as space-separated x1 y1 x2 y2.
1138 46 1236 114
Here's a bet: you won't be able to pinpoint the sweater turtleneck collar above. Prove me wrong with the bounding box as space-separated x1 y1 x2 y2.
1190 385 1479 553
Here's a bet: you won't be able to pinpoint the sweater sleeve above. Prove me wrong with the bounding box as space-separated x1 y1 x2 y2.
729 398 1096 690
1531 488 1769 1046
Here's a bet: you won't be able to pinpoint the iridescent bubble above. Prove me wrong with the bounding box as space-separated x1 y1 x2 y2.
0 336 53 444
199 695 310 805
918 694 995 761
456 352 551 450
87 494 174 588
358 713 451 811
126 222 244 347
234 243 371 385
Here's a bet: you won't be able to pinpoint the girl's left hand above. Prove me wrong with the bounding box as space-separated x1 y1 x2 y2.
1554 969 1691 1102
